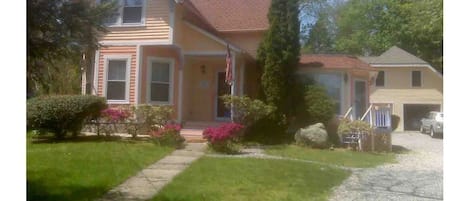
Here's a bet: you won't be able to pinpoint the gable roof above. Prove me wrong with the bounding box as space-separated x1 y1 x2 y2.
359 46 428 65
185 0 270 32
300 54 376 71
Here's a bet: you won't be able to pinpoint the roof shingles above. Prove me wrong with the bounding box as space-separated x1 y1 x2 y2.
300 54 375 71
186 0 270 32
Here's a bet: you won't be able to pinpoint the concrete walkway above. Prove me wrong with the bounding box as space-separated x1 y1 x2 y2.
98 143 206 201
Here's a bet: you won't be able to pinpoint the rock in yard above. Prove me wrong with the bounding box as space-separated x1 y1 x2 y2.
295 123 328 148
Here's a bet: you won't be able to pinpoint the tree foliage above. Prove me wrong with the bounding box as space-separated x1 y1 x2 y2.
27 0 116 96
257 0 301 117
301 0 443 72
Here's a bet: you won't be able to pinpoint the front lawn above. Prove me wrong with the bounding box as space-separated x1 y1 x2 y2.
27 136 174 201
152 157 350 201
265 145 396 168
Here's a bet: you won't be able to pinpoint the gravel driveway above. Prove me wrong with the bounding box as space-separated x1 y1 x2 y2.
329 131 443 201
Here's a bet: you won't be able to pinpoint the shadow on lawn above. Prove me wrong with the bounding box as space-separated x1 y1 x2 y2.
30 135 151 144
27 180 108 201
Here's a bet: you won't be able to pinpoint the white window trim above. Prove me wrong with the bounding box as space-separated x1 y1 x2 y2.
375 70 386 87
98 0 146 27
411 70 423 88
103 55 132 104
147 57 175 105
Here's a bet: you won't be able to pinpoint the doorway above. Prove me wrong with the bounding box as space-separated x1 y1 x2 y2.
354 80 367 119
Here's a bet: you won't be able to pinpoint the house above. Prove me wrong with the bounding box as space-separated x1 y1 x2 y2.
82 1 439 134
82 0 270 124
360 46 443 131
298 55 378 120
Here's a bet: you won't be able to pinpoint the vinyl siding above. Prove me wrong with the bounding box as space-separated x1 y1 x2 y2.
97 46 137 104
369 66 443 131
99 0 171 42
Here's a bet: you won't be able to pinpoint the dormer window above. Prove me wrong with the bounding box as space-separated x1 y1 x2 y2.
101 0 145 26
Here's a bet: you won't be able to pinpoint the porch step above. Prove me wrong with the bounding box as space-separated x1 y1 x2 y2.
181 128 205 143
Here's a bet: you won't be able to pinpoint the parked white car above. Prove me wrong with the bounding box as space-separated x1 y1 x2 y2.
420 111 443 138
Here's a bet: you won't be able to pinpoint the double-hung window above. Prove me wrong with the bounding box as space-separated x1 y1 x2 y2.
105 57 130 102
101 0 144 26
375 71 385 87
412 70 422 87
148 58 173 104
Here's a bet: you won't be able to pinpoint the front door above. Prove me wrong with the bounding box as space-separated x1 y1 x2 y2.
354 80 367 119
216 72 231 119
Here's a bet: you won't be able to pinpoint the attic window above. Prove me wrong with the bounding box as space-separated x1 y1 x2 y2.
101 0 145 26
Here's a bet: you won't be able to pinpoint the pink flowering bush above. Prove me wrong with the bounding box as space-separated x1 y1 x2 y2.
101 107 131 123
99 107 132 136
151 123 185 148
203 123 244 154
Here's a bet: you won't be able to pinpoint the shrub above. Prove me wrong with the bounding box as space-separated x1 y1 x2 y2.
132 104 173 135
27 95 107 138
203 123 244 154
304 85 335 125
99 107 132 136
221 95 282 143
338 119 372 137
220 95 276 126
151 123 185 148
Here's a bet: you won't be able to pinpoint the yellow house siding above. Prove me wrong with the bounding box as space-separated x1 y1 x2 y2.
221 32 264 58
97 46 138 104
99 0 171 42
140 46 181 119
370 66 443 131
177 23 226 52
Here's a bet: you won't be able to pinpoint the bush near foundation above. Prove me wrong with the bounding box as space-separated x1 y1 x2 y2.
203 123 245 154
27 95 106 138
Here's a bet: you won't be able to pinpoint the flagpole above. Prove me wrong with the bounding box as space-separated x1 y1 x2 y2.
230 52 236 122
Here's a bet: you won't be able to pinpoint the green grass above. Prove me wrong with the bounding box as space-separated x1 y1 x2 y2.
265 145 396 168
152 157 350 201
27 136 174 201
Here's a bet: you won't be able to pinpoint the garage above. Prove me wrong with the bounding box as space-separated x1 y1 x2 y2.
403 104 441 131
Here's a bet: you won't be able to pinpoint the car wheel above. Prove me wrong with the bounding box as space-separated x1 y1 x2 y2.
430 127 435 138
420 125 425 134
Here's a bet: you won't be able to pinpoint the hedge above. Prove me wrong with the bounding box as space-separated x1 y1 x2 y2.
27 95 107 138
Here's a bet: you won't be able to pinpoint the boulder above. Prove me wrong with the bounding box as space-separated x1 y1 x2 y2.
295 123 328 148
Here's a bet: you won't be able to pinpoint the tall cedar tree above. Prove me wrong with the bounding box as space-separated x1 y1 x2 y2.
257 0 301 118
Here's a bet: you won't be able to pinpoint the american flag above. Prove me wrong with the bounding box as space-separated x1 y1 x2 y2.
225 44 233 85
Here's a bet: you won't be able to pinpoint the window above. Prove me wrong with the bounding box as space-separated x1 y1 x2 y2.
304 73 343 114
105 57 130 102
148 59 173 104
375 71 385 87
412 71 422 87
101 0 144 26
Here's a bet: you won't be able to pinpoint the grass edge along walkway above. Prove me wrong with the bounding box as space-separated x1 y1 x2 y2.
152 157 351 201
264 145 397 168
98 143 206 201
27 137 174 201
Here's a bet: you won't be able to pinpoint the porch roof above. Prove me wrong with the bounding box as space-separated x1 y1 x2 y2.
299 54 377 71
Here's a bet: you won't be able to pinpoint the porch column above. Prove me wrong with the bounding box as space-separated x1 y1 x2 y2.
136 45 142 104
230 52 236 122
177 63 184 123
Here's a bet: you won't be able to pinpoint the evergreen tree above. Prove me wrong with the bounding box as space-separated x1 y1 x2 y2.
257 0 300 118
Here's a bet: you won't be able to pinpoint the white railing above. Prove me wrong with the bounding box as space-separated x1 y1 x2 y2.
343 107 353 120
